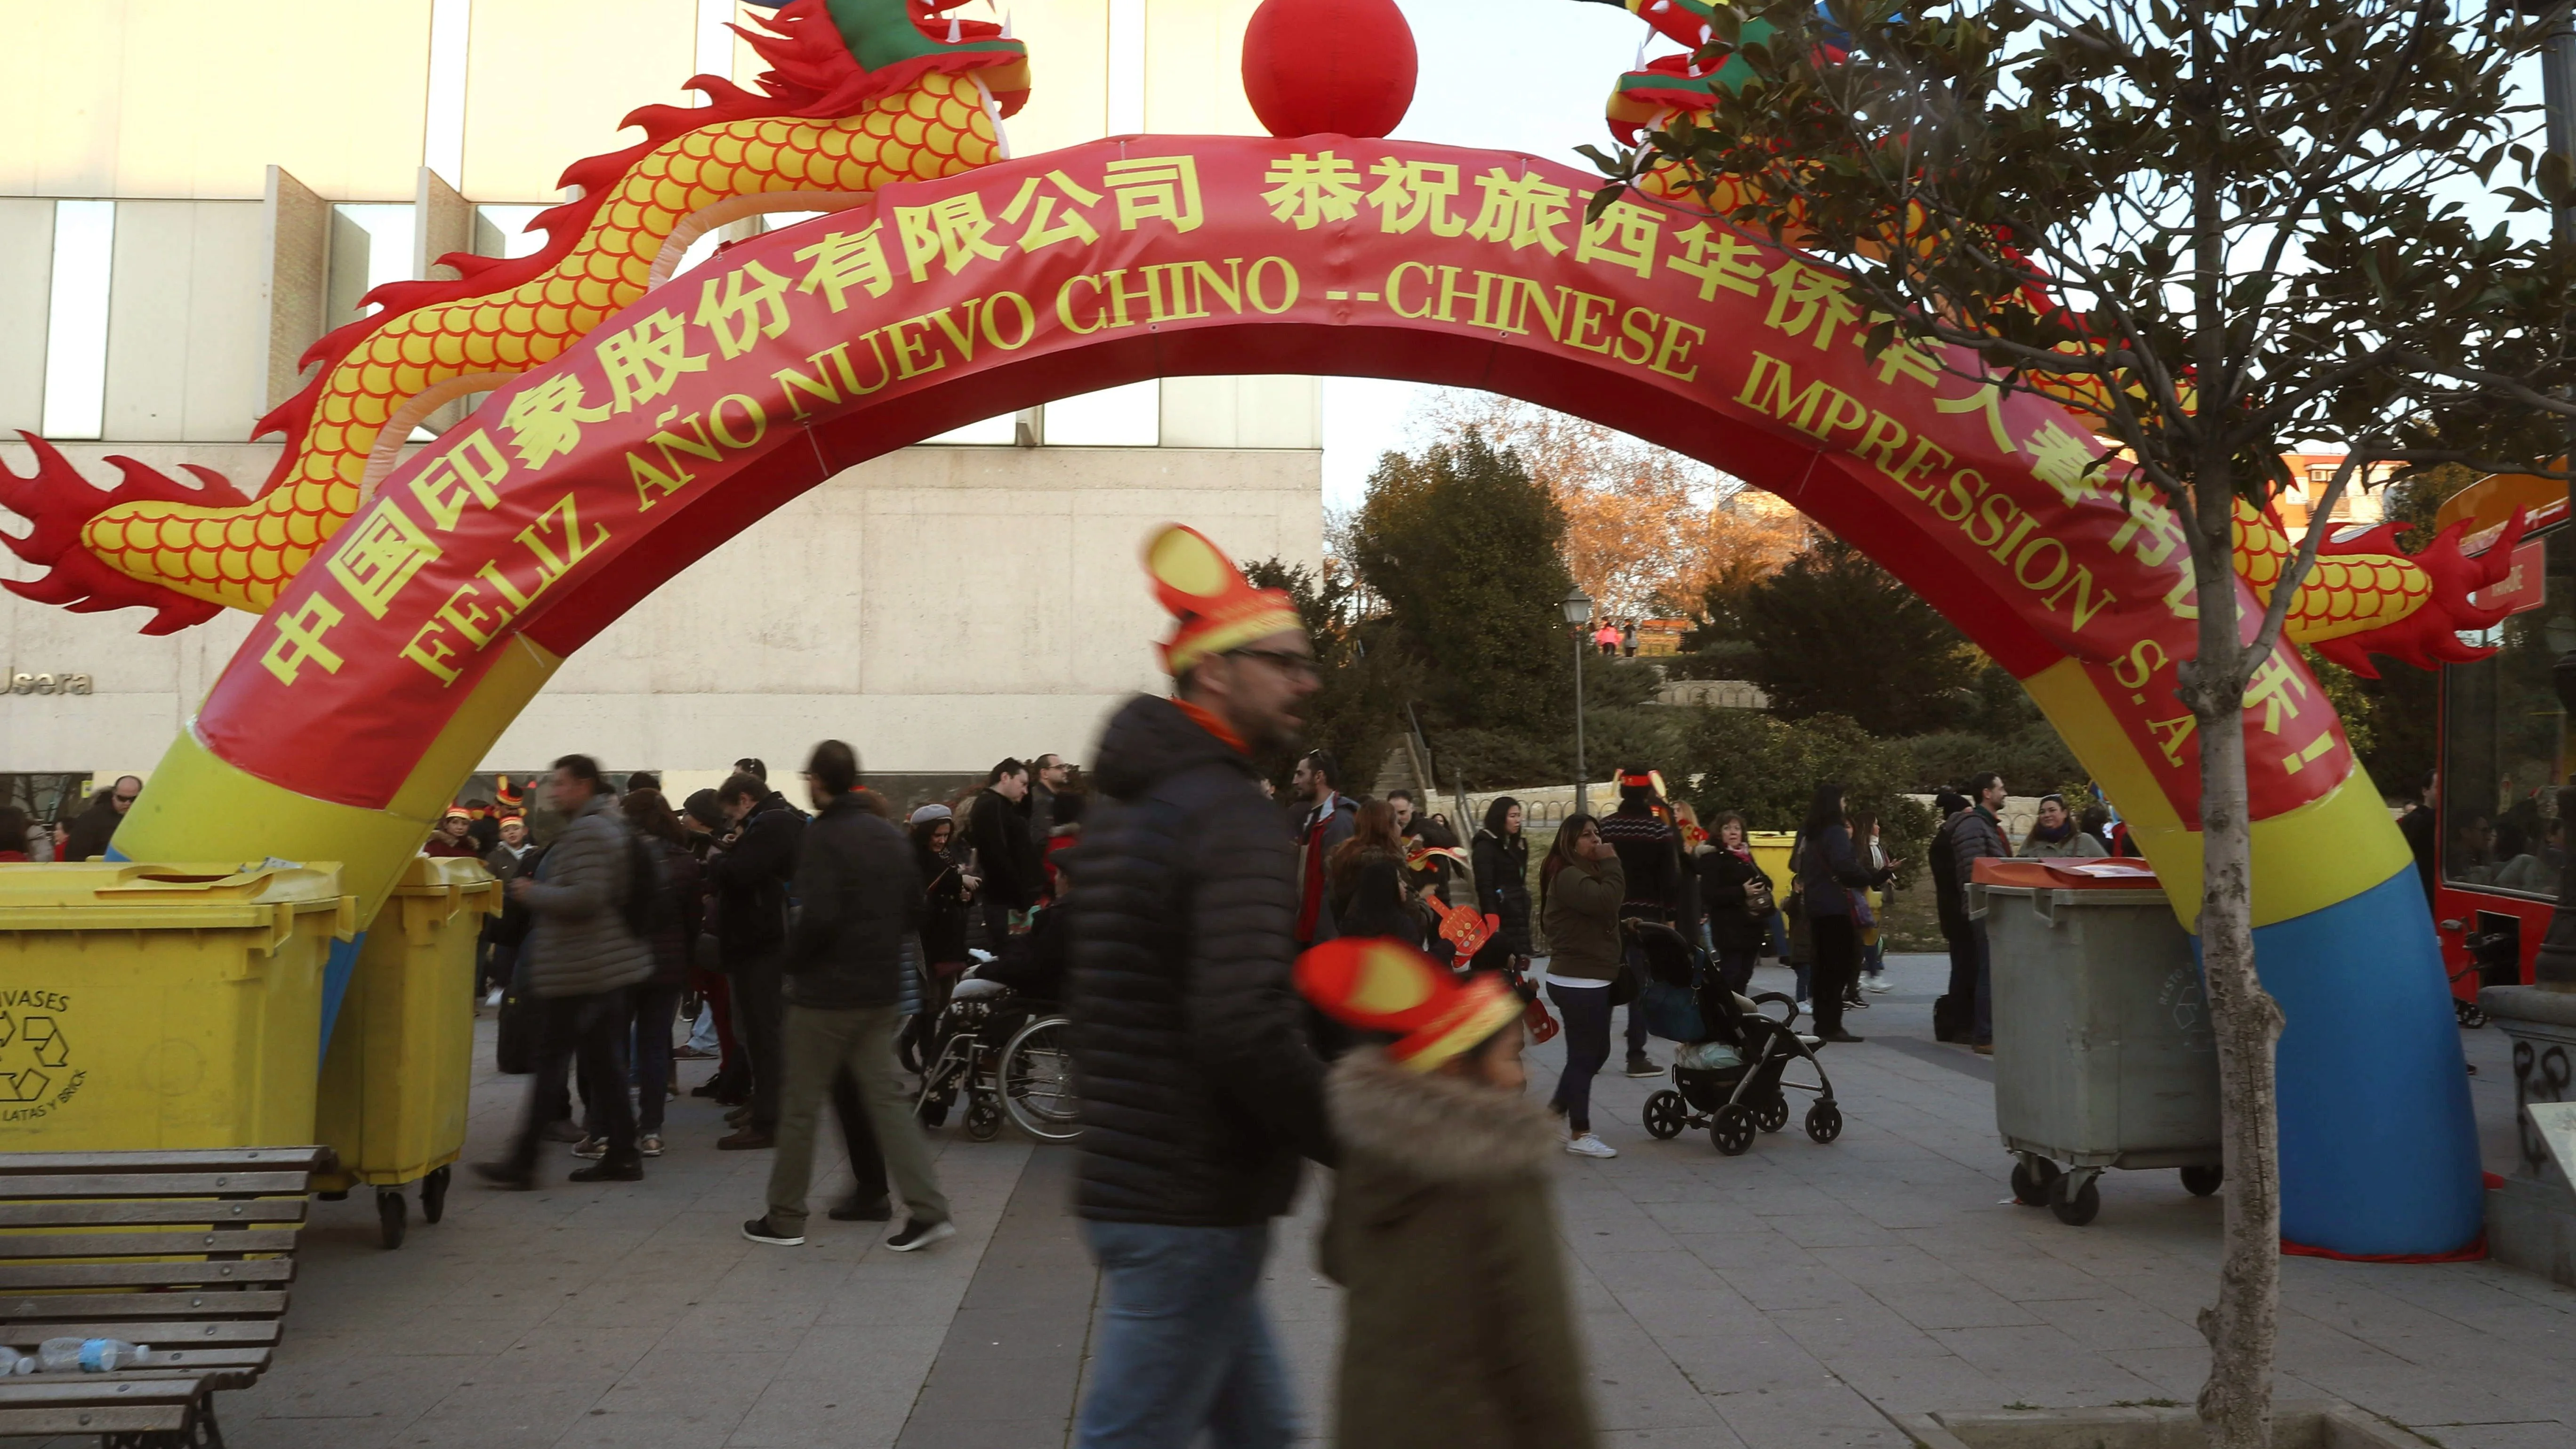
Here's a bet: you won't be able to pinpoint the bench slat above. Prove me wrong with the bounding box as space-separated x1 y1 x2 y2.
0 1290 288 1320
0 1377 207 1405
0 1172 313 1199
0 1199 307 1229
0 1149 320 1175
0 1260 294 1290
0 1228 301 1260
0 1402 197 1435
0 1321 279 1347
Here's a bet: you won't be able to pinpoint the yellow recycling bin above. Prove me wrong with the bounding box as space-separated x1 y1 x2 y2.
0 862 354 1152
1747 830 1796 903
313 855 502 1248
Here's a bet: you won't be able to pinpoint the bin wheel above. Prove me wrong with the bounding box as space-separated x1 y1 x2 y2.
2050 1172 2101 1227
1803 1102 1843 1145
1756 1092 1789 1134
2010 1155 2061 1207
1642 1091 1688 1141
420 1166 451 1224
376 1190 408 1250
963 1098 1004 1142
2180 1164 2223 1198
1711 1103 1756 1157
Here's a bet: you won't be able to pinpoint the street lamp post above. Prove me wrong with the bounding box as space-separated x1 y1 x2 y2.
1562 587 1594 817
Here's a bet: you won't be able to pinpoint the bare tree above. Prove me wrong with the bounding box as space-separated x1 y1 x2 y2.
1586 0 2576 1442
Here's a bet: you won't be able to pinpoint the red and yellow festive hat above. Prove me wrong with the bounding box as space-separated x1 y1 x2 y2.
1144 524 1303 676
1295 938 1524 1074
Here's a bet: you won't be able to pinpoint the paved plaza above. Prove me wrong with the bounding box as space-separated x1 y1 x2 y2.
189 954 2576 1449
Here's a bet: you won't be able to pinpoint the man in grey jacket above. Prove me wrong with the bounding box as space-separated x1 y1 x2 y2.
477 755 656 1187
1950 772 2012 1055
743 740 952 1251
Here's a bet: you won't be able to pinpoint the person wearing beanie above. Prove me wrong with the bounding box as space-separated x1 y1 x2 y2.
1598 767 1681 1078
1066 524 1335 1448
1298 939 1597 1449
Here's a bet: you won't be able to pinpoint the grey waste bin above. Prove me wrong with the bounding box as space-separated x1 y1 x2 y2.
1973 876 2222 1226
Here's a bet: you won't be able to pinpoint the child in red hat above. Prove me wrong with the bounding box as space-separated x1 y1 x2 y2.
1296 939 1597 1449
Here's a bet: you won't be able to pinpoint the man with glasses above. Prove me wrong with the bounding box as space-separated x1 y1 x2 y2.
60 775 141 861
1290 748 1358 953
1067 525 1334 1449
1029 752 1073 847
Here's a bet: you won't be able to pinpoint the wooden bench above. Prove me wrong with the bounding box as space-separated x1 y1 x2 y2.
0 1146 322 1448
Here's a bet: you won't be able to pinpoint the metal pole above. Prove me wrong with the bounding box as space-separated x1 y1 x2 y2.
1573 625 1588 818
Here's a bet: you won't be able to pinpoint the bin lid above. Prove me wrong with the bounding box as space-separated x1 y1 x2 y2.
1972 858 2162 891
0 861 349 931
393 855 498 891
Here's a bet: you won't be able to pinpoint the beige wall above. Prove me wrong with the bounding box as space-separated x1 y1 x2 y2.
1144 0 1264 136
0 0 434 202
460 0 699 202
102 201 268 442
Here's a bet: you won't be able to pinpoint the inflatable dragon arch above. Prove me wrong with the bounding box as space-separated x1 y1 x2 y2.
0 0 2512 1256
2 0 1027 632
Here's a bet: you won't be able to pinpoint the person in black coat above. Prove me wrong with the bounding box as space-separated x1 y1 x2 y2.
1328 800 1426 949
1924 790 1974 1041
1469 797 1533 976
968 759 1041 943
1792 783 1895 1044
1066 525 1333 1448
1696 811 1770 998
707 776 806 1149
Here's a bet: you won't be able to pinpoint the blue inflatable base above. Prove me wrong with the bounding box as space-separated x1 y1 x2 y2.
2212 866 2484 1257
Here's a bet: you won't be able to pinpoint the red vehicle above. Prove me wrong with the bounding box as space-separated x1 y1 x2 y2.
2427 471 2568 1022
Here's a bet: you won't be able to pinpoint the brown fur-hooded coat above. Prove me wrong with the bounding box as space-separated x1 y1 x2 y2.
1319 1047 1596 1449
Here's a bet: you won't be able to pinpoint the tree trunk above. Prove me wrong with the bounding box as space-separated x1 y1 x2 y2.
2184 482 2286 1449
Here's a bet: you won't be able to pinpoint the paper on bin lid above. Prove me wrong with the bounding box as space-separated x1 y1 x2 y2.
1970 857 2160 889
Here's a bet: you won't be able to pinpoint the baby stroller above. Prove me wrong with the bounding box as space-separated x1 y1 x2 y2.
1626 920 1843 1156
912 907 1079 1143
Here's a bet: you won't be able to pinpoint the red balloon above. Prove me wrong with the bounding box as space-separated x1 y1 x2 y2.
1240 0 1419 140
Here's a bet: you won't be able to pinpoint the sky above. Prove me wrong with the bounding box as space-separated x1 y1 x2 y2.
1315 0 1682 510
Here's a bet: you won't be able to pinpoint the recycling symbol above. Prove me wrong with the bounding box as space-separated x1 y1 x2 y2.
0 1013 70 1103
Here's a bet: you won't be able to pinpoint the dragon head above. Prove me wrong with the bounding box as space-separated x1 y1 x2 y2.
741 0 1030 116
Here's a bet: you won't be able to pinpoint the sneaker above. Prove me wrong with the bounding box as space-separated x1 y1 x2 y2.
484 987 503 1006
1845 994 1868 1010
1565 1134 1619 1159
829 1198 893 1222
1864 976 1893 993
717 1128 775 1151
570 1136 608 1160
1795 998 1811 1013
1817 1029 1865 1044
638 1135 664 1158
741 1216 804 1247
885 1219 956 1253
1623 1053 1661 1078
540 1119 584 1143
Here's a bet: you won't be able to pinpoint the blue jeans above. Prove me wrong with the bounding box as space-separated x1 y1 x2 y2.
1546 982 1612 1134
1077 1221 1294 1449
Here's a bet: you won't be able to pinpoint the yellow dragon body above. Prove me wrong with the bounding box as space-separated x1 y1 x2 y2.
2 0 1024 631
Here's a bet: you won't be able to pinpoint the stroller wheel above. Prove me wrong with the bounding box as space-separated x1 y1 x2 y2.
2455 999 2488 1029
1755 1093 1789 1134
1642 1090 1688 1141
1803 1102 1843 1145
1711 1103 1756 1157
964 1098 1004 1141
2010 1154 2060 1206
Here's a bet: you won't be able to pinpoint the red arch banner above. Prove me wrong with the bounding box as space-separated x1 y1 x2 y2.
206 134 2336 826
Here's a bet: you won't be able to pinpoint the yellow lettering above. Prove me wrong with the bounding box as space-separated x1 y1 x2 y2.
1885 437 1953 497
888 317 943 379
982 291 1037 349
1649 316 1705 382
1853 412 1909 476
401 619 462 686
2112 638 2168 690
1057 274 1107 334
2044 564 2116 633
928 299 985 363
773 353 843 421
1967 490 2021 551
1388 262 1436 319
1247 257 1299 314
1936 468 1985 524
436 580 502 649
1104 269 1155 328
1614 306 1658 367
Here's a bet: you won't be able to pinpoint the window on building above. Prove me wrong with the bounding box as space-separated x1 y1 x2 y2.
471 205 551 260
925 413 1022 445
40 201 114 441
1046 380 1160 446
2440 526 2570 899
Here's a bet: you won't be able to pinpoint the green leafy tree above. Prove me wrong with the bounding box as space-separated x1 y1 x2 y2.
1345 430 1579 735
1723 538 1980 735
1679 711 1935 883
1590 0 2576 1438
1242 556 1422 794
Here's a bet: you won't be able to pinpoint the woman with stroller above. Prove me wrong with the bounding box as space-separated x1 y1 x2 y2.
1539 814 1625 1160
1471 797 1533 978
1696 812 1770 998
1792 784 1894 1045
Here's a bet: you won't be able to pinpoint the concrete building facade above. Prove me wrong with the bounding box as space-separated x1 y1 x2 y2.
1 0 1321 805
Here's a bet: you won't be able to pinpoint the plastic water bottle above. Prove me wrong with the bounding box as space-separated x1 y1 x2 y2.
36 1338 149 1372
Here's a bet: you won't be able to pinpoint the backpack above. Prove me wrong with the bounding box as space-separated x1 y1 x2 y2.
620 831 671 941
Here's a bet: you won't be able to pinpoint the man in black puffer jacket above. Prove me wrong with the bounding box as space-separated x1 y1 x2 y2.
1068 524 1334 1449
708 773 805 1148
